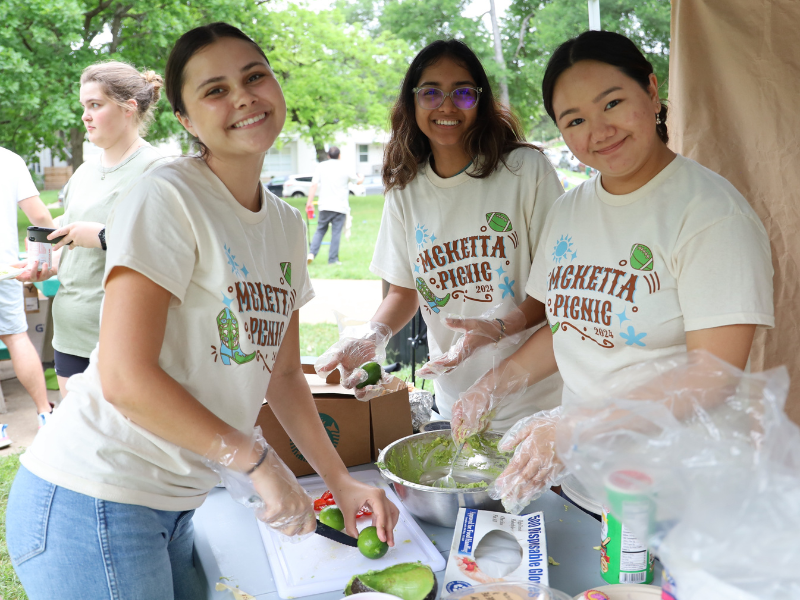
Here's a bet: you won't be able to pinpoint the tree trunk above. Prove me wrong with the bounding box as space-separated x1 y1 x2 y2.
312 136 327 162
69 127 85 170
489 0 510 107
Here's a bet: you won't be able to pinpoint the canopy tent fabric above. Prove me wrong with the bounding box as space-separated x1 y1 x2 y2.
669 0 800 423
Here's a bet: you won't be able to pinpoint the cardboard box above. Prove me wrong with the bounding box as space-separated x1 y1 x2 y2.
256 369 413 477
23 284 39 313
443 508 549 593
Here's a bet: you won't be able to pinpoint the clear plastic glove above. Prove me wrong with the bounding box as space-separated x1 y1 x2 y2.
417 305 527 380
315 321 392 401
489 406 567 515
204 427 316 539
450 359 530 443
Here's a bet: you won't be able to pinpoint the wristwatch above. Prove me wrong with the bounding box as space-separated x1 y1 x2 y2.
98 227 107 251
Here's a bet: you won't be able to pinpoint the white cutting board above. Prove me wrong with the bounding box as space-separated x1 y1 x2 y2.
258 470 446 598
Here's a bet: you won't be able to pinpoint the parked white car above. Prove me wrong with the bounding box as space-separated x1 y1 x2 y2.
281 173 362 197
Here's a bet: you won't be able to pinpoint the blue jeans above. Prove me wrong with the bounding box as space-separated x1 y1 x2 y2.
309 210 346 263
6 466 206 600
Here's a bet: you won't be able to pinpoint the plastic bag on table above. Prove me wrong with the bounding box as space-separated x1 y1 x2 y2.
555 350 800 599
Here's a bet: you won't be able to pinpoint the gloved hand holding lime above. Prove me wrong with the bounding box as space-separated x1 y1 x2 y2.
356 362 382 390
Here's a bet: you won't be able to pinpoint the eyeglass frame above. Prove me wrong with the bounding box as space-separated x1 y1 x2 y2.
411 86 483 110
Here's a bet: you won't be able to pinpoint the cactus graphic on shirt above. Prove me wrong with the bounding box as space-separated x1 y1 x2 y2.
216 308 256 365
416 277 450 313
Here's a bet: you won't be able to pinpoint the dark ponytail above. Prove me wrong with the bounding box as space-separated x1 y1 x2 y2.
542 30 668 144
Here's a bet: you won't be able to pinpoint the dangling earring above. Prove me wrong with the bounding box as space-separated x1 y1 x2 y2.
656 114 662 125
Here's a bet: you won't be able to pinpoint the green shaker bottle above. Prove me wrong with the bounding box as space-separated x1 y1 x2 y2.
600 469 655 585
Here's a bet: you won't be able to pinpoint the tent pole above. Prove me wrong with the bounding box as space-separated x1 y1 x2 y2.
588 0 601 30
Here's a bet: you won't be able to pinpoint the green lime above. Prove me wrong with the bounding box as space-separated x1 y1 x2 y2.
357 525 389 559
319 506 345 531
356 362 382 389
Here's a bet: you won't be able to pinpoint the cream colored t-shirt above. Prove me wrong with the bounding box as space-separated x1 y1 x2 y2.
23 157 314 511
526 155 774 405
53 144 164 357
371 148 564 431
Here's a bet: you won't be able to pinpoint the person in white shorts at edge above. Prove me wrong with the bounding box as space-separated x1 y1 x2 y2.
5 22 399 600
0 146 55 445
448 31 775 513
16 61 165 400
314 39 564 434
306 145 364 266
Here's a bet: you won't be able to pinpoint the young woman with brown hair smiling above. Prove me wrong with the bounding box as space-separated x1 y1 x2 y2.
6 23 397 599
316 39 563 432
451 31 774 512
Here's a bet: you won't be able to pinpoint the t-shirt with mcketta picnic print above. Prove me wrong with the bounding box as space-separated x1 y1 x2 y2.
371 148 564 431
526 155 774 405
22 157 314 511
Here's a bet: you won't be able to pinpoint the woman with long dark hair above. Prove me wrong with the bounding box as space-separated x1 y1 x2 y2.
316 39 563 432
454 31 774 511
6 23 398 598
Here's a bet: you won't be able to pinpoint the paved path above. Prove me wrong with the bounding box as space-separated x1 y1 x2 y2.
0 377 60 458
299 278 383 324
0 279 384 453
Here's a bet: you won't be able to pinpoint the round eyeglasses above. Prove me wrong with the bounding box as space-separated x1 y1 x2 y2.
412 86 482 110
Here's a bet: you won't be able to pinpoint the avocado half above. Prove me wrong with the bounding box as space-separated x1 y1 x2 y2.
344 562 437 600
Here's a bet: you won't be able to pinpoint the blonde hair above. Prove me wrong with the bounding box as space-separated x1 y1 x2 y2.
81 61 164 135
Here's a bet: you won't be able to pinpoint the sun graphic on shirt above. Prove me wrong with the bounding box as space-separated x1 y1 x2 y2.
552 235 575 263
415 223 433 250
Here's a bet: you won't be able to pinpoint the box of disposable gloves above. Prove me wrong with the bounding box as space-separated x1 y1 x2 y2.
443 507 549 594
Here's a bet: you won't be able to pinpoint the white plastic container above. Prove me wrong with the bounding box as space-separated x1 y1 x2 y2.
572 584 662 599
444 581 572 600
26 241 52 270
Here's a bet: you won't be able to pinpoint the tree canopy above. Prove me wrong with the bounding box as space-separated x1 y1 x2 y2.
0 0 410 167
0 0 670 168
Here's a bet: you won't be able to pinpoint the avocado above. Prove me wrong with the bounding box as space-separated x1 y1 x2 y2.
344 562 437 600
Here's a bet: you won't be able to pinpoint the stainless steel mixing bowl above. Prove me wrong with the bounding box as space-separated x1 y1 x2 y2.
377 430 511 527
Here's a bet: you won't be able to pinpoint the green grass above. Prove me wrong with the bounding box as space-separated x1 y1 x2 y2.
18 193 386 280
0 453 27 600
17 192 63 253
556 167 591 181
298 322 339 358
283 195 384 280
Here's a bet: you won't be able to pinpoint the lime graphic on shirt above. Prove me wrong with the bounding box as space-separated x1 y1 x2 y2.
486 212 513 232
629 243 654 271
280 262 292 286
216 308 256 365
291 413 339 462
416 277 450 313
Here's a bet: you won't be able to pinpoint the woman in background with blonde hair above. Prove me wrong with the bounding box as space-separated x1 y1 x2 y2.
19 61 164 406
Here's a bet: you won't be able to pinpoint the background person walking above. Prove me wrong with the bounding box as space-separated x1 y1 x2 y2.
306 146 363 265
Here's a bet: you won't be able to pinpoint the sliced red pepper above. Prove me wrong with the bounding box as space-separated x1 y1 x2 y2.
313 490 336 511
314 490 372 516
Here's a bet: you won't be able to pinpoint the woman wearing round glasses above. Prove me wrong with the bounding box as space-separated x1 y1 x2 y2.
316 39 563 432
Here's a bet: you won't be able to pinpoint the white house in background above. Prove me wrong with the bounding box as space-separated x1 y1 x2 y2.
262 127 389 181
